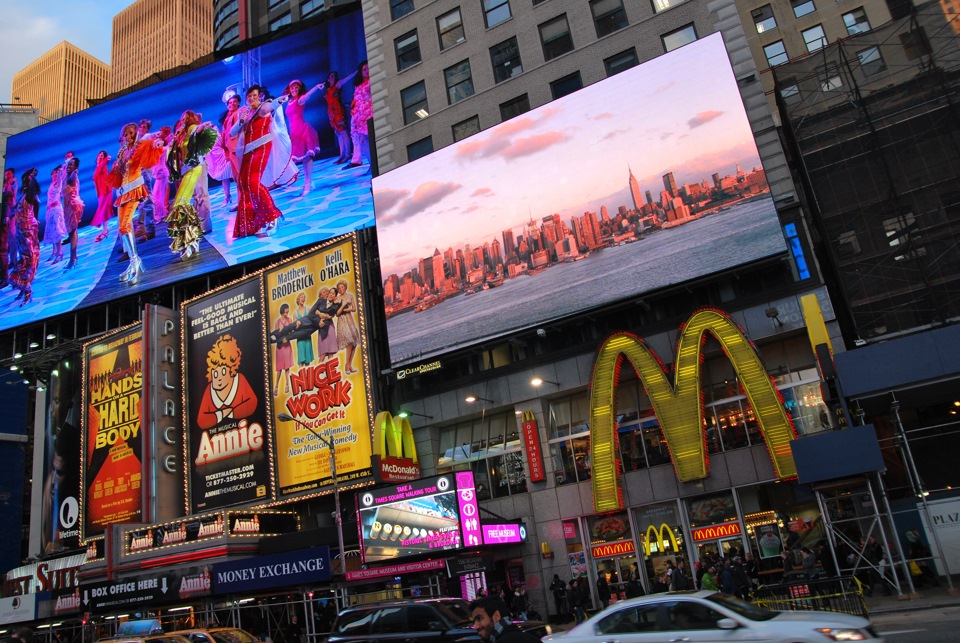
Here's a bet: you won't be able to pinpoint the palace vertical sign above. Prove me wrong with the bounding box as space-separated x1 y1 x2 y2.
590 308 798 513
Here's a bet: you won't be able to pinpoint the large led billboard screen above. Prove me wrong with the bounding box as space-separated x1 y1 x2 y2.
373 33 788 366
1 13 373 333
357 471 482 564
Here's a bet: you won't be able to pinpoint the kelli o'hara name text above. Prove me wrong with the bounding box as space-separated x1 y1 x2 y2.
191 293 258 341
271 248 351 301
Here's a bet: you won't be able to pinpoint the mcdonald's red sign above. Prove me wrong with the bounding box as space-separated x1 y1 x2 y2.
691 523 742 542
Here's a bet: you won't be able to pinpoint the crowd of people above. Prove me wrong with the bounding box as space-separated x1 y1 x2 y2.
0 63 372 306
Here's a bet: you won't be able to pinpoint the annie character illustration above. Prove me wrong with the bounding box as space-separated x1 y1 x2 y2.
197 334 258 429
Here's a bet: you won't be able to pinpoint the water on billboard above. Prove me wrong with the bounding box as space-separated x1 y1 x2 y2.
1 14 374 332
373 33 788 366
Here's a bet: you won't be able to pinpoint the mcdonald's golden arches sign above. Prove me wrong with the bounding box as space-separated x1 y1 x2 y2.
590 308 798 513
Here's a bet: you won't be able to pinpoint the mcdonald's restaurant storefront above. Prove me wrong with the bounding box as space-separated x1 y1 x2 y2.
558 478 827 601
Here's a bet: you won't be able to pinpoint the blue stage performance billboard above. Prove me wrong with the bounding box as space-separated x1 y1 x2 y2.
1 12 373 332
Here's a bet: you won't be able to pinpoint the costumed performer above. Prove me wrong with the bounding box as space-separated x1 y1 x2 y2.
9 169 41 305
318 70 358 164
165 110 217 260
62 157 84 270
229 85 290 238
282 79 323 196
108 123 166 285
44 166 66 264
344 61 371 169
91 151 113 243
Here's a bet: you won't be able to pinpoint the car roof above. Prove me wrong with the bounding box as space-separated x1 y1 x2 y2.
341 597 467 609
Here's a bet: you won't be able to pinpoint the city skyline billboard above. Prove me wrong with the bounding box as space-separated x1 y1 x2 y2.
1 12 373 334
373 33 788 367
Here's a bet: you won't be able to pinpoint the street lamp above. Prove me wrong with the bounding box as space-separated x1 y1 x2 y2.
530 376 560 388
465 395 494 404
397 410 433 419
277 412 344 569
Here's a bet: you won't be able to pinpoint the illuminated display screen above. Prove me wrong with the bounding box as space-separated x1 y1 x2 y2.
373 32 787 367
482 523 526 545
1 13 372 333
357 472 479 563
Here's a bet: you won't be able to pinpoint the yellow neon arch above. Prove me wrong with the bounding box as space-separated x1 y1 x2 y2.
590 308 798 512
644 523 679 556
373 411 419 462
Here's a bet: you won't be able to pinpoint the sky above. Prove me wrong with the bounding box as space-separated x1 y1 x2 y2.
373 33 764 278
0 1 132 104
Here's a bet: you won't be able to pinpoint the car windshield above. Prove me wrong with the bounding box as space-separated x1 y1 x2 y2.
434 599 473 626
705 592 778 621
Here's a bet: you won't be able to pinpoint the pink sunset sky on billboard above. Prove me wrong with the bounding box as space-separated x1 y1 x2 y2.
373 33 763 277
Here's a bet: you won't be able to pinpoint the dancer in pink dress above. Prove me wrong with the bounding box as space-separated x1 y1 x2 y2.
345 61 371 169
44 166 66 264
282 79 323 196
91 151 113 243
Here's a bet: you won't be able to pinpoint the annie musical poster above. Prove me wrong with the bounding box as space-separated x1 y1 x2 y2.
82 327 144 539
264 236 373 497
183 277 272 513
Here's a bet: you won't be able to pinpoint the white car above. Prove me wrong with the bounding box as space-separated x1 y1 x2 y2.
544 590 884 643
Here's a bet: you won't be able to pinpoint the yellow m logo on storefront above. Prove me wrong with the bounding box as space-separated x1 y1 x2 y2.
590 308 798 512
373 411 419 462
643 523 679 556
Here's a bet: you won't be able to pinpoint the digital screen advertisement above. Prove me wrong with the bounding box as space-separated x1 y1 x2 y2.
183 277 272 513
36 355 82 555
82 328 144 539
0 12 373 334
264 235 373 497
358 472 479 563
373 32 787 366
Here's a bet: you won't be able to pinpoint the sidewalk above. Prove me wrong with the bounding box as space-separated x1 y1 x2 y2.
864 583 960 615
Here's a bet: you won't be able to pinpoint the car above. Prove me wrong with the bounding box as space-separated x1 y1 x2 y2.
328 597 552 642
168 628 263 643
544 590 884 643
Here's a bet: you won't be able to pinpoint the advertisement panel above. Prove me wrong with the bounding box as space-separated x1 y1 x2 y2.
38 357 82 555
0 13 373 333
82 327 144 539
213 547 331 594
263 236 373 496
79 566 212 613
183 277 271 512
357 473 476 563
373 32 786 366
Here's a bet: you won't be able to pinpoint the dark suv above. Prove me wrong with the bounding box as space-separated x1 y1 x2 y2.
328 597 551 642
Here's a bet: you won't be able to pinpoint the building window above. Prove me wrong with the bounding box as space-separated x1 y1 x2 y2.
438 412 528 498
269 11 291 30
390 0 415 20
300 0 323 19
604 48 638 76
483 0 512 28
843 8 871 35
407 136 434 161
499 94 530 120
548 394 593 485
550 71 582 99
790 0 815 18
452 115 481 141
490 37 522 83
752 5 776 33
444 60 475 104
539 14 574 61
763 40 788 67
816 62 842 91
590 0 628 37
269 0 286 9
401 81 428 125
437 8 465 50
802 24 826 52
215 24 240 49
215 0 239 24
661 23 697 52
857 46 886 76
395 30 421 71
652 0 685 13
779 79 801 106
